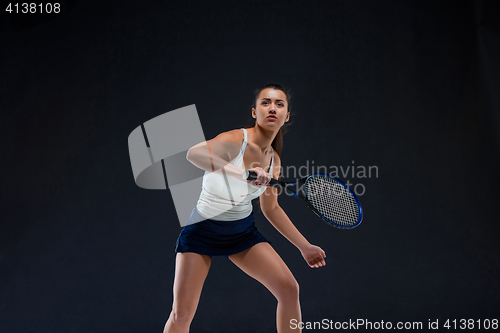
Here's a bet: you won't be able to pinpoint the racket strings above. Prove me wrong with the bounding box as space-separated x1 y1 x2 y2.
304 176 360 226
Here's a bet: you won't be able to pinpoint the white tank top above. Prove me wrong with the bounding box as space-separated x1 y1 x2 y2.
196 128 274 221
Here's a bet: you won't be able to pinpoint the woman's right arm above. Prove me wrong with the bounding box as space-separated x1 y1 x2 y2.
186 130 247 180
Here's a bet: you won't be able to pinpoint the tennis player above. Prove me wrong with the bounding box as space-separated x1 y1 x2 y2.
164 84 326 333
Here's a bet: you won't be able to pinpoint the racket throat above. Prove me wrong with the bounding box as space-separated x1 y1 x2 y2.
284 182 306 198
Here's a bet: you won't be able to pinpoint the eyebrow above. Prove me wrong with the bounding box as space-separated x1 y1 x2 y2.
260 98 286 103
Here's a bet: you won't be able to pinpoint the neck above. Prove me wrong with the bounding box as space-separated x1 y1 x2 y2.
249 125 278 153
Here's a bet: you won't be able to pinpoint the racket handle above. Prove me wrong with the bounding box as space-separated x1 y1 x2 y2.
243 170 283 187
243 170 258 181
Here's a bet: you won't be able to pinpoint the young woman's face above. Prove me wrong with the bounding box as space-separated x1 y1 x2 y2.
252 88 290 129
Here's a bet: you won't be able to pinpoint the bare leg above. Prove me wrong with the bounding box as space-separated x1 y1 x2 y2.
164 252 211 333
229 242 301 333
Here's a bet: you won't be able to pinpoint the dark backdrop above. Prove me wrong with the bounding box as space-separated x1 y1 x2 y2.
1 1 499 332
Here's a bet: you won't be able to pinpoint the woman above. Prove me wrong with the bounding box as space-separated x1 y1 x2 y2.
164 84 326 333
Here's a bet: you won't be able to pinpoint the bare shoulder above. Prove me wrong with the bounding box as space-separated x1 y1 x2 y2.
208 129 245 160
210 128 245 146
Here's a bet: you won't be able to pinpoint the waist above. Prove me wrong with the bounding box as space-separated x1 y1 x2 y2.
196 190 253 221
186 208 255 233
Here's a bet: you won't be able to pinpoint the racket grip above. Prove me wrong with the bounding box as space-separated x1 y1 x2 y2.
243 170 282 187
243 170 258 181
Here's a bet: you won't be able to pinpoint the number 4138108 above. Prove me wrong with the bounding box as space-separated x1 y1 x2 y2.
5 3 61 14
444 319 498 330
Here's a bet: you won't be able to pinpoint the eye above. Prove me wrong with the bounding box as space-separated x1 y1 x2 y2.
278 103 284 107
261 101 268 105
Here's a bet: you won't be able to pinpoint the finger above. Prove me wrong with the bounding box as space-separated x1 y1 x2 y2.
314 255 325 267
319 256 326 267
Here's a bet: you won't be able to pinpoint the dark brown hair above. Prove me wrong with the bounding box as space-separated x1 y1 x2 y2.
246 83 292 158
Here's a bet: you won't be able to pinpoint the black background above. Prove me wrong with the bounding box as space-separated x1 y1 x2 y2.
1 1 499 332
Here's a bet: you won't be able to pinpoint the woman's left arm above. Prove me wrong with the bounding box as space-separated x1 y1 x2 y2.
260 155 327 268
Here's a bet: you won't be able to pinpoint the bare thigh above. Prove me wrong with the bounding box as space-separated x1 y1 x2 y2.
171 252 211 314
228 242 299 300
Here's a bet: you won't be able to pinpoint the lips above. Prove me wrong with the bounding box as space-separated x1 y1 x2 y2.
267 115 277 120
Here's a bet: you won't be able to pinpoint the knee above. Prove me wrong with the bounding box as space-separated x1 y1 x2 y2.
275 278 300 302
168 309 193 327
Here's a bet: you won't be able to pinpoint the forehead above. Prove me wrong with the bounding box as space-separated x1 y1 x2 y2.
257 88 287 102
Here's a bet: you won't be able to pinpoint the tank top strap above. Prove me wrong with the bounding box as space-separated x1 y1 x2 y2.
269 151 274 171
240 128 248 154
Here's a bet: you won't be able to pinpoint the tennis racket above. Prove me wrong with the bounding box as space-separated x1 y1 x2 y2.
243 171 363 229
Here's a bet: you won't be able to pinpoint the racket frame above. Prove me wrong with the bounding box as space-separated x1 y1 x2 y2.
302 174 363 229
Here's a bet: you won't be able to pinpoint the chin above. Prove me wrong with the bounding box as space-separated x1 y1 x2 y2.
259 123 281 130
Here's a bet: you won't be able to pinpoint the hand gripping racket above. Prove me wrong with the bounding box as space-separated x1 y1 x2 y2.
243 171 363 229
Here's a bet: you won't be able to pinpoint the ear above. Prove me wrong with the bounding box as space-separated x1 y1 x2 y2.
252 108 257 119
285 111 290 122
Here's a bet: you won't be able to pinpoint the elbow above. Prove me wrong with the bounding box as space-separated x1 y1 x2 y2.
186 147 194 163
186 143 206 164
186 145 201 164
262 204 280 218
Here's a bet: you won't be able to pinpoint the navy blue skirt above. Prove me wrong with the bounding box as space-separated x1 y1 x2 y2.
175 208 270 257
